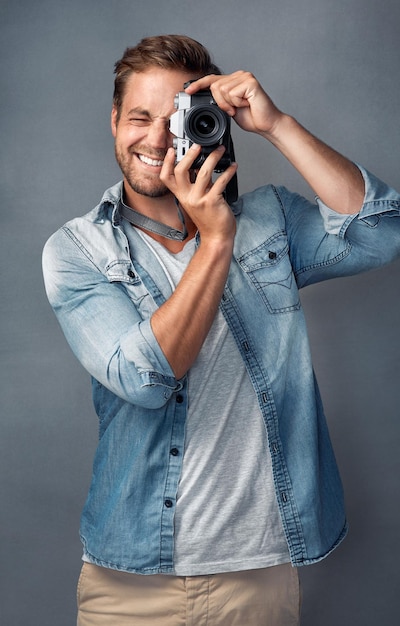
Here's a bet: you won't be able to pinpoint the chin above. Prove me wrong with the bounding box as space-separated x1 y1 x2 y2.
127 180 171 199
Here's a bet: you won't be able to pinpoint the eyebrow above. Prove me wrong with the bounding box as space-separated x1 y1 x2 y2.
125 107 171 122
126 107 152 118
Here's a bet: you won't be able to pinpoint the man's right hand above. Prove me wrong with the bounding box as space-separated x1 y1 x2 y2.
160 142 238 245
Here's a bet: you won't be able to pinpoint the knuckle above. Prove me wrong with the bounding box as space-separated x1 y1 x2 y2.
197 165 211 179
173 161 186 176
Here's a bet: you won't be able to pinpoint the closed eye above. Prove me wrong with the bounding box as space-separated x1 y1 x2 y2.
129 117 150 126
127 107 152 126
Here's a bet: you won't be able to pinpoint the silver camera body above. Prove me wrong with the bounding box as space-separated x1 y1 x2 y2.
169 88 234 172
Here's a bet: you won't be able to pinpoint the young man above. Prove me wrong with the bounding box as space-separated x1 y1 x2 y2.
42 35 400 625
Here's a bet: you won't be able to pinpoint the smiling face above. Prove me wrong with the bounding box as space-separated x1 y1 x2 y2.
111 68 194 203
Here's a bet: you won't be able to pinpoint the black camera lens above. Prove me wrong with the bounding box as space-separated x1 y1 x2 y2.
185 105 227 146
194 113 217 136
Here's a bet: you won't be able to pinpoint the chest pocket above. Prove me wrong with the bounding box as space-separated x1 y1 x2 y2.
238 231 300 313
105 259 159 320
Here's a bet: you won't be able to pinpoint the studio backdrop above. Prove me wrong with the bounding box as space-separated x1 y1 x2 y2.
1 1 399 625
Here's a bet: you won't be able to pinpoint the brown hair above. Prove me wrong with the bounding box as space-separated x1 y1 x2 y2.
113 34 221 115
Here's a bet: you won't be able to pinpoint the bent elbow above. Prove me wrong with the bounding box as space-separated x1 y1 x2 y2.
106 362 182 410
127 381 179 409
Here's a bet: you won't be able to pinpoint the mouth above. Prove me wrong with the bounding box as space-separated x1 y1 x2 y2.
137 153 164 167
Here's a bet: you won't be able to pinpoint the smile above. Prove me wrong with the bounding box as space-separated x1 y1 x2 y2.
138 154 164 167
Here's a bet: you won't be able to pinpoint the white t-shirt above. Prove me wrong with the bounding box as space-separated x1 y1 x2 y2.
135 230 290 575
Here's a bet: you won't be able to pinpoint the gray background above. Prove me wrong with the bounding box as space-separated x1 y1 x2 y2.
1 0 399 624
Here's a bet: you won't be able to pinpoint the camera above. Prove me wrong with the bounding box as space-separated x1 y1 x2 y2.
169 84 235 172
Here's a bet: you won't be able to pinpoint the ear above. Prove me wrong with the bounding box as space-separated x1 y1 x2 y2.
111 106 118 137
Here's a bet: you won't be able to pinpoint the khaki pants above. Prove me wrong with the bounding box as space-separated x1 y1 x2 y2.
77 562 301 626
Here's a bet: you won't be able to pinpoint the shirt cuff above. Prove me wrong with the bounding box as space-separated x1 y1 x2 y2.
120 318 180 389
317 164 400 237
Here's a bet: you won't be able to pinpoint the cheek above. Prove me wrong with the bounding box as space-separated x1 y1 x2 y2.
119 128 147 148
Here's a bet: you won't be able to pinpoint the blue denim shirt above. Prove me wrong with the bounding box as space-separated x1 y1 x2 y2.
42 166 400 573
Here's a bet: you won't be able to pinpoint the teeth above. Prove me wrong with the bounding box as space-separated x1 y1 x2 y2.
138 154 164 166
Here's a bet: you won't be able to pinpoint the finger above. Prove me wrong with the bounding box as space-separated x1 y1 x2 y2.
185 75 236 117
211 72 257 116
216 81 250 112
210 162 238 197
159 147 178 191
173 142 202 176
184 74 219 93
191 146 226 191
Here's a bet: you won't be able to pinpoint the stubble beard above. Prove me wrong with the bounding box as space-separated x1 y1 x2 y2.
114 144 171 199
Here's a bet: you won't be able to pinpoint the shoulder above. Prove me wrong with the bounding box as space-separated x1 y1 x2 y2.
233 184 290 230
43 182 123 257
234 184 307 216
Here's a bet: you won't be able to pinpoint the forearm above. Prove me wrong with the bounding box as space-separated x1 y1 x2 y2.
264 114 365 214
151 237 234 379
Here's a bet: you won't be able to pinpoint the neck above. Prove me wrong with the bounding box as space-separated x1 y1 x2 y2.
122 184 197 252
123 185 175 222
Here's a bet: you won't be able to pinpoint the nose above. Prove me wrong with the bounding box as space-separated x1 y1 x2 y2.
147 120 174 150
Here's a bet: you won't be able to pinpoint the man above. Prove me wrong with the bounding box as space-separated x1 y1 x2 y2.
42 35 400 625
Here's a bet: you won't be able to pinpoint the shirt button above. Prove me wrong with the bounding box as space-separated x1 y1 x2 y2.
164 499 173 508
176 394 184 403
170 448 179 456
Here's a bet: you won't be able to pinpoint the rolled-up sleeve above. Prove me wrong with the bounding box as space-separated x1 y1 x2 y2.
317 164 400 237
278 165 400 287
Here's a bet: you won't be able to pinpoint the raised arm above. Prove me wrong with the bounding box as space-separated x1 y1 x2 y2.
186 72 365 214
153 143 238 379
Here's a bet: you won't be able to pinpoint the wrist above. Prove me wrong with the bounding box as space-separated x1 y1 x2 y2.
197 234 235 263
261 112 296 146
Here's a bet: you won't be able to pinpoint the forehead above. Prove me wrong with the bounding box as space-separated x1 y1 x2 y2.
121 68 195 117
